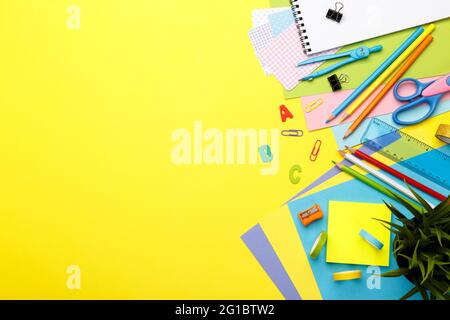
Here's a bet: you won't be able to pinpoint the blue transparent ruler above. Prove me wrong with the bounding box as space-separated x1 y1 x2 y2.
361 118 450 190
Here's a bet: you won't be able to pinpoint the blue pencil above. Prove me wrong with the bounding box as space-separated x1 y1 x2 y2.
325 26 425 123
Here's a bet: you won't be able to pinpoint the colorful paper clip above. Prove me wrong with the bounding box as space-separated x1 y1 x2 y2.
310 140 322 162
304 98 324 113
282 130 304 137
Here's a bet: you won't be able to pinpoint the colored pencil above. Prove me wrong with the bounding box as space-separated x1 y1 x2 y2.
343 35 434 139
338 150 434 207
347 147 447 201
324 26 425 123
339 24 436 122
333 161 424 212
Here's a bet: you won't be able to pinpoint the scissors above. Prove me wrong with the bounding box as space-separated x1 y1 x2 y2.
298 45 383 81
393 73 450 126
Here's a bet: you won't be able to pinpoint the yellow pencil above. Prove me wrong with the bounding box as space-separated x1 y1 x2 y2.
339 24 436 122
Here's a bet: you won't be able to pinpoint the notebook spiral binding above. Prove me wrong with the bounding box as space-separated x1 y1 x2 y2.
290 0 311 54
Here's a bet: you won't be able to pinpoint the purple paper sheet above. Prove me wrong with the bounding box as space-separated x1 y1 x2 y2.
241 224 301 300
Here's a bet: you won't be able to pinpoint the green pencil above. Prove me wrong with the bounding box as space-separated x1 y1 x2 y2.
333 161 424 212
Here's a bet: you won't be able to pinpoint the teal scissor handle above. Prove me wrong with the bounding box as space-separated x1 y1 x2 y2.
392 94 443 125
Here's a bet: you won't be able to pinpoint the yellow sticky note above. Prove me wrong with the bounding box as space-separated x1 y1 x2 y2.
326 201 391 267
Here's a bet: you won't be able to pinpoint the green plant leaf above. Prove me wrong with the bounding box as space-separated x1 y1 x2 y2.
421 256 435 284
418 260 426 278
437 264 450 277
398 253 412 262
381 268 409 277
424 281 447 300
384 201 408 220
389 189 425 217
406 183 434 213
435 261 450 267
419 228 429 241
417 285 429 300
419 253 444 263
432 229 450 241
431 228 444 247
417 229 434 247
394 244 405 255
375 219 419 245
429 206 450 223
400 286 419 300
373 218 404 232
433 194 450 214
435 217 450 225
377 222 401 236
428 278 449 294
411 240 420 268
436 247 450 257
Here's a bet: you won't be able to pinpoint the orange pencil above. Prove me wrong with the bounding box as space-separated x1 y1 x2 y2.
343 35 433 140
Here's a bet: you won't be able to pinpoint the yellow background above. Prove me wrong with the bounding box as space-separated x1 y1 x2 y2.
0 1 447 299
0 0 325 299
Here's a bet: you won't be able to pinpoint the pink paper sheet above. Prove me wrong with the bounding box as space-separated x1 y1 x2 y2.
259 25 339 91
301 76 444 131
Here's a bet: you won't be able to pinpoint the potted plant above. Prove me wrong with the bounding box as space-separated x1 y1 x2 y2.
376 187 449 300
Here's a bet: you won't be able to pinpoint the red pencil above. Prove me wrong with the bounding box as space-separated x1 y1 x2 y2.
346 147 447 202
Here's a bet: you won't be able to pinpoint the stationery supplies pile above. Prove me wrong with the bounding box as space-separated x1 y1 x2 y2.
243 0 450 301
243 133 449 300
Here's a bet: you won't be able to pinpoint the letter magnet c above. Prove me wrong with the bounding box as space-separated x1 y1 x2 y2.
289 165 302 184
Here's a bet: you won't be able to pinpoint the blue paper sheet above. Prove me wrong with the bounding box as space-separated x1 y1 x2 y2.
268 9 294 37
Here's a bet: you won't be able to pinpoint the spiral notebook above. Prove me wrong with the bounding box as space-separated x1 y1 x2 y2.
291 0 450 55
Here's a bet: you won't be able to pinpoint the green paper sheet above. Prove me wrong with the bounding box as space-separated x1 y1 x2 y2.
269 0 290 8
269 0 450 99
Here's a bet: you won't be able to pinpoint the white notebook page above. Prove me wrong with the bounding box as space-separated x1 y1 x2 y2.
298 0 450 54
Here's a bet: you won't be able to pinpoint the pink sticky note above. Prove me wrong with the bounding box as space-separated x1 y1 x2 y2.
301 76 447 131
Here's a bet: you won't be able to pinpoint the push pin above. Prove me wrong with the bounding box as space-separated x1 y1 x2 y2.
326 2 344 23
328 73 350 92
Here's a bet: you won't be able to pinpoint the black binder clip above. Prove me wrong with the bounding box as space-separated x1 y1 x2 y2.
328 74 349 92
326 2 344 23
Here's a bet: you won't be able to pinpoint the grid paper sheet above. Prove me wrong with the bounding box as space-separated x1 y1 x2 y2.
259 24 340 91
248 23 274 75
